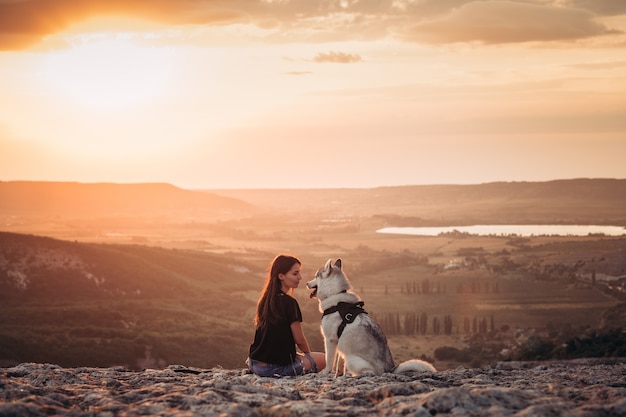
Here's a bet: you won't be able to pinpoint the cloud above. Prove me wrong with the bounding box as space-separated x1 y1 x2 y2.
0 0 246 50
0 0 624 50
563 0 626 16
567 60 626 70
403 1 619 44
313 51 362 64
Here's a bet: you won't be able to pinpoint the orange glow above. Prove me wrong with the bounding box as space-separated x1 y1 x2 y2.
42 37 175 109
1 2 625 188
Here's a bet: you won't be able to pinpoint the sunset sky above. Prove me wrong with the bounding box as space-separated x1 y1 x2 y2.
1 0 625 189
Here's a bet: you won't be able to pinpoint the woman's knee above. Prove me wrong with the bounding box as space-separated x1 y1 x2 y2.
309 352 326 371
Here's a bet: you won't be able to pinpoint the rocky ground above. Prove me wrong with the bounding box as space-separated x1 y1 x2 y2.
1 359 625 416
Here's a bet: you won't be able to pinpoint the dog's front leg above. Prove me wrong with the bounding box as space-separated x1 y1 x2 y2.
334 353 346 377
322 336 338 375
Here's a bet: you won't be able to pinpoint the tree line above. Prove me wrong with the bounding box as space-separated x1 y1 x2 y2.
373 311 496 336
375 279 500 295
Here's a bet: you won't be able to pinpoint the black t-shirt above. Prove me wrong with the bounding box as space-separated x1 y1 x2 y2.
249 292 303 365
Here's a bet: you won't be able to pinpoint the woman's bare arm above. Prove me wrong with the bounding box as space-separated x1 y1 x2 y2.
290 321 311 353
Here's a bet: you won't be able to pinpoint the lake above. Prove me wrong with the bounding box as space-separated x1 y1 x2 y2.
377 225 626 237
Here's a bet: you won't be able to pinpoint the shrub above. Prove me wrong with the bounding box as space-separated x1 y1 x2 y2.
559 328 626 359
434 346 460 361
514 335 555 360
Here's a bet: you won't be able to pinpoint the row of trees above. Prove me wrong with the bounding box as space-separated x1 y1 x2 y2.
373 312 496 336
376 279 501 295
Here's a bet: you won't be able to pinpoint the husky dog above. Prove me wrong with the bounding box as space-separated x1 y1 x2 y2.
306 258 436 376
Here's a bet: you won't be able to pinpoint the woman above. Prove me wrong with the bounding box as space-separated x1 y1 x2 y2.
247 254 326 377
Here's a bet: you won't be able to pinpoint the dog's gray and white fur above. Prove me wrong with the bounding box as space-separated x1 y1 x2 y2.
306 258 436 376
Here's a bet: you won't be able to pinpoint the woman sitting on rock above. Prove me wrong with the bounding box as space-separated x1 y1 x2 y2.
247 254 325 377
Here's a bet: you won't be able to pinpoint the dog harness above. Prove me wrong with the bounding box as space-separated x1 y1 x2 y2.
322 301 368 338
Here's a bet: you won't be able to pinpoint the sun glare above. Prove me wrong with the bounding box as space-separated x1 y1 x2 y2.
42 36 175 109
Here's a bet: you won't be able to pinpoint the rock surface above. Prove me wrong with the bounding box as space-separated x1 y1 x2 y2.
1 359 625 416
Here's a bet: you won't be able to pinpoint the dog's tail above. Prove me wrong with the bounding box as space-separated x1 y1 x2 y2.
393 359 436 374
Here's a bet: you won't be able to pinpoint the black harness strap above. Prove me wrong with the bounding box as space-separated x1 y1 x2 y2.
322 301 368 338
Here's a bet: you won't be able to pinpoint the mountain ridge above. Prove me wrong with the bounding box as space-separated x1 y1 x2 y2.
0 180 251 216
3 178 626 220
211 178 626 224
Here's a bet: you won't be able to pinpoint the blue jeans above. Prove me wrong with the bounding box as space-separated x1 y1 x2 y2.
247 353 317 377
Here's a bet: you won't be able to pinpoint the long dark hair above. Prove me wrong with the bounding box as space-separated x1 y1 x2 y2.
254 254 301 328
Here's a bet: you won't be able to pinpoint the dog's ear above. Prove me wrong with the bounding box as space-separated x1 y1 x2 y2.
324 259 333 271
333 259 342 269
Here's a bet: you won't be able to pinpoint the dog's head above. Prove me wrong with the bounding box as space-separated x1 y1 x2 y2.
306 258 351 301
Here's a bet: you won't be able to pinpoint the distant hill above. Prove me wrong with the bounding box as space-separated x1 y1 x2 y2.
213 178 626 225
2 178 625 226
0 181 253 217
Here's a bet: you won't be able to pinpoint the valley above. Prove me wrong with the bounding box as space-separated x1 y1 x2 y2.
1 179 625 370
